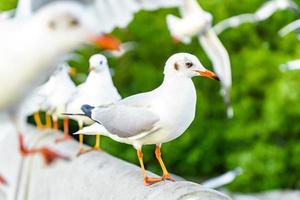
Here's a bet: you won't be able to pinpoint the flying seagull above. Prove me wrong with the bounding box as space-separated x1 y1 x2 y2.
66 54 121 156
73 53 219 185
279 19 300 40
214 0 299 35
280 59 300 71
166 0 233 118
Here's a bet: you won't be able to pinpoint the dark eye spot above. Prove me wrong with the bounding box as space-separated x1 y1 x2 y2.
48 21 56 29
100 61 103 65
174 62 179 71
185 62 193 68
70 18 79 27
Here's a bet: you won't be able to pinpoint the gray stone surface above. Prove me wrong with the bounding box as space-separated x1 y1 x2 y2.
0 122 231 200
232 190 300 200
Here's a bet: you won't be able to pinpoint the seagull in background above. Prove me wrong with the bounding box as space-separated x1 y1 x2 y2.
74 53 220 186
214 0 299 35
279 19 300 40
65 54 121 155
280 59 300 71
166 0 233 118
38 64 77 143
202 168 243 189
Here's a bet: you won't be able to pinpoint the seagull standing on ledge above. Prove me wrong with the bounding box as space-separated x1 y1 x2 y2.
214 0 299 34
166 0 233 118
75 53 219 186
66 54 121 155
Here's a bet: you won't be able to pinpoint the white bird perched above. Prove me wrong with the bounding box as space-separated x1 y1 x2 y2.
166 0 233 118
38 63 77 143
279 19 300 40
214 0 299 35
74 53 220 186
280 59 300 71
65 54 121 155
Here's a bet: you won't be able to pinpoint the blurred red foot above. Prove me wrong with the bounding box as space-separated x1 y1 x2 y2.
0 175 7 185
18 133 70 165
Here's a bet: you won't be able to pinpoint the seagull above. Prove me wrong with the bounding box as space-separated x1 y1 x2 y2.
73 53 219 186
38 63 77 143
18 65 77 130
279 19 300 40
280 59 300 71
65 54 121 155
0 0 182 183
166 0 233 118
214 0 299 35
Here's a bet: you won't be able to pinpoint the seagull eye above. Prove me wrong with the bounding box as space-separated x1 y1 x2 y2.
185 62 193 68
100 61 103 65
69 18 79 27
48 21 56 29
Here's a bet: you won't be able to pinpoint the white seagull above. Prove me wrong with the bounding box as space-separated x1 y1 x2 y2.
0 0 183 182
166 0 233 118
279 19 300 40
214 0 299 35
66 54 121 155
280 59 300 71
38 64 77 143
74 53 220 186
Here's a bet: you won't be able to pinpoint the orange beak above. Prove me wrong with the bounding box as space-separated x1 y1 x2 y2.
196 69 220 81
92 34 121 51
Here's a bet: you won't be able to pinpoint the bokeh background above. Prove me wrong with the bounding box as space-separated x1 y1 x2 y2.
1 0 300 192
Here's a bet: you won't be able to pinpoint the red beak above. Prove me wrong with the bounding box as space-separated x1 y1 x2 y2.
92 35 121 51
196 69 220 81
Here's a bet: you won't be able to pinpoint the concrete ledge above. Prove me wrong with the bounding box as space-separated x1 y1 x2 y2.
0 121 231 200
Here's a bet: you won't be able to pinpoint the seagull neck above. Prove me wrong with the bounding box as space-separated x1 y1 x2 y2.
161 74 194 89
86 69 113 86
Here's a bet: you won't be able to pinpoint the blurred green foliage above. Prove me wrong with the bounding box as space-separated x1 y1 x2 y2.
2 0 300 192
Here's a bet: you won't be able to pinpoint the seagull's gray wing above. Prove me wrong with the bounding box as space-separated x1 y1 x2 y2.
198 29 233 118
27 0 182 33
91 104 160 138
213 14 256 35
279 19 300 37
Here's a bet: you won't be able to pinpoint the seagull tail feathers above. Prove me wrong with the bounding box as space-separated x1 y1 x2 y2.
81 104 95 118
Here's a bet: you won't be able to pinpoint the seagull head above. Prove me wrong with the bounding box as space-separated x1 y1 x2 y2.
164 53 219 80
31 2 114 51
89 54 108 73
54 63 76 77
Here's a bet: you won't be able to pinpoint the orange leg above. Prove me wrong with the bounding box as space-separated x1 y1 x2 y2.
33 112 44 129
45 113 52 129
77 134 101 156
53 118 59 130
55 118 71 143
155 145 175 182
137 149 163 186
0 175 7 185
18 133 69 165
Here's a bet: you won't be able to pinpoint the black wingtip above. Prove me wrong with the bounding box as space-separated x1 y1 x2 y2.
81 104 95 118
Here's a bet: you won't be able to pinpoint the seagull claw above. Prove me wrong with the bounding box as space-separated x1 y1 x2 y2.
54 135 71 144
144 177 164 186
40 147 70 165
76 147 101 157
162 174 176 182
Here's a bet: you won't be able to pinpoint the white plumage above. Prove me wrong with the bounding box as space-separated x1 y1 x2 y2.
279 19 300 40
166 0 233 118
280 59 300 71
74 53 220 185
214 0 299 35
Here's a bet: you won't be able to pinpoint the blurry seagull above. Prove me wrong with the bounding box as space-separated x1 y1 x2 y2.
65 54 121 155
279 19 300 40
0 0 183 182
214 0 299 35
166 0 233 118
74 53 220 185
38 64 77 143
202 167 243 189
280 59 300 71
